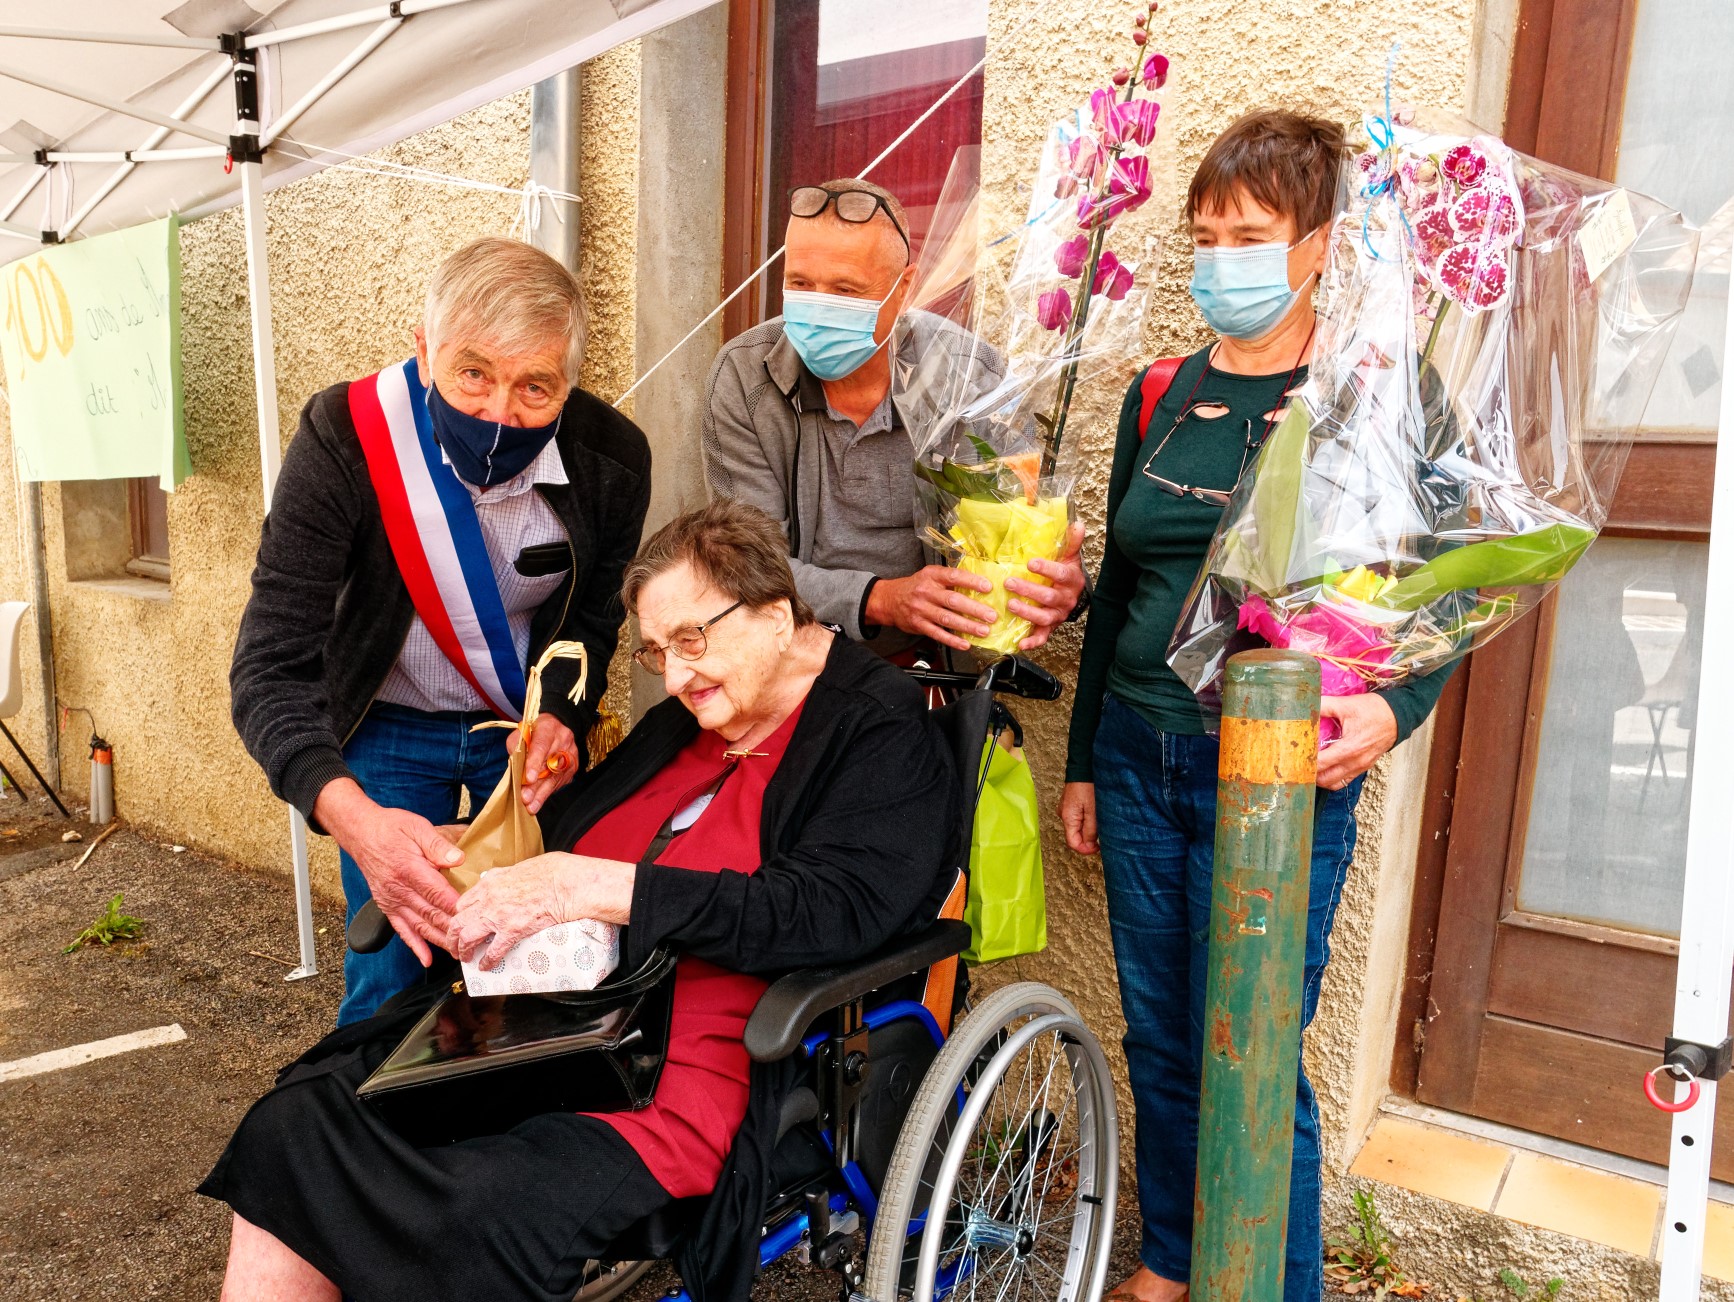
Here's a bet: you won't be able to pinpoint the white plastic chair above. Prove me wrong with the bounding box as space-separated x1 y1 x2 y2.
0 601 69 815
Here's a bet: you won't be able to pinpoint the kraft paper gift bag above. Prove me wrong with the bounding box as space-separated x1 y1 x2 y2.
450 640 622 995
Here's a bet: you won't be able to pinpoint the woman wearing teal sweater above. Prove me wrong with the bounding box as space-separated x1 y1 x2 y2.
1061 110 1454 1302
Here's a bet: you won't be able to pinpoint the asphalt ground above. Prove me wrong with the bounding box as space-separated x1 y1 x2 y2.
0 797 1139 1301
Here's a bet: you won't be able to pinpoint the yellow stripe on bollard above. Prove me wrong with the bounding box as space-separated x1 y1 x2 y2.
1218 716 1318 786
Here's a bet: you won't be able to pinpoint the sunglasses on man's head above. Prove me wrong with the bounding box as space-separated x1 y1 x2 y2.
789 185 910 253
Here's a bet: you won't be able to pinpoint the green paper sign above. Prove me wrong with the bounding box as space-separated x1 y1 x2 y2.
0 219 188 490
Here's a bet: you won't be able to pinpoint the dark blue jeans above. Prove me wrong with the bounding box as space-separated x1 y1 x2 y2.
337 702 509 1027
1093 694 1363 1302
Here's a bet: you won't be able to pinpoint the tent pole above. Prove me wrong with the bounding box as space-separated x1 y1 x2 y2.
235 53 319 982
1657 259 1734 1300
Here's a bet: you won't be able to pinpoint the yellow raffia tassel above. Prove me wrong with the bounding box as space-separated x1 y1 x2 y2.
448 640 591 891
586 703 626 765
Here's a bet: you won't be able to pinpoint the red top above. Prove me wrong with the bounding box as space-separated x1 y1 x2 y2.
574 705 803 1197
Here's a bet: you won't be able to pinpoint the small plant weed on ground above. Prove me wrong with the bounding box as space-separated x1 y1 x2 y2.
63 892 144 953
1327 1189 1429 1296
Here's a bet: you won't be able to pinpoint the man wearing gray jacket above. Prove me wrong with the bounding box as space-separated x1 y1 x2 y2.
702 180 1086 660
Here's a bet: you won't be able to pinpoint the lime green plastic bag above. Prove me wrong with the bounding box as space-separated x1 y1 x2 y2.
962 735 1047 964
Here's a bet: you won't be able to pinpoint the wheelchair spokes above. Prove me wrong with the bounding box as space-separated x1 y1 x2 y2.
861 984 1117 1302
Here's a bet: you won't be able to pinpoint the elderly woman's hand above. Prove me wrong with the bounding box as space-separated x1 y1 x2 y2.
1008 523 1088 650
1316 693 1398 791
446 852 636 971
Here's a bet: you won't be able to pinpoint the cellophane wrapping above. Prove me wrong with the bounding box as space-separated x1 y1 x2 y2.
894 121 1162 655
1167 113 1697 736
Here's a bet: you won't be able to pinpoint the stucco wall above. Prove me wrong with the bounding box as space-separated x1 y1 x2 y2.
0 57 644 900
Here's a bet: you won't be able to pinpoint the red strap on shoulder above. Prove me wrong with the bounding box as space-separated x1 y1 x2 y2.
1138 356 1187 441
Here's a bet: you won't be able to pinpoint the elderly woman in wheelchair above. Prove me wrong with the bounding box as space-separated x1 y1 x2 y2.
204 499 1118 1302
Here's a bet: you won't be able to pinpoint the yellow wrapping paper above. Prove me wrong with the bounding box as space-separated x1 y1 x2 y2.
949 494 1071 656
444 640 589 892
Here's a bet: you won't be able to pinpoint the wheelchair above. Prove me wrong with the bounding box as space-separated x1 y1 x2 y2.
355 656 1119 1302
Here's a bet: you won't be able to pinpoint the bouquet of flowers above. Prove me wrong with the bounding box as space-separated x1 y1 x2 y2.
894 4 1169 656
1167 110 1696 738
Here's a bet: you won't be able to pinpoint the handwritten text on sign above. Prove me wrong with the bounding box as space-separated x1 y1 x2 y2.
0 218 188 490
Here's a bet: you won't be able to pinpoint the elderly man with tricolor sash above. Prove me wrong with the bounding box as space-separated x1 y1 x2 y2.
231 237 651 1025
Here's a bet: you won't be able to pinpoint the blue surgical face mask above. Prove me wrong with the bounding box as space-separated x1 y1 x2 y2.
1188 229 1320 341
781 285 897 381
427 381 563 487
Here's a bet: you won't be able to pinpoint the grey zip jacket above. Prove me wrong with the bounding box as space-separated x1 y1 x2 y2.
701 311 1006 643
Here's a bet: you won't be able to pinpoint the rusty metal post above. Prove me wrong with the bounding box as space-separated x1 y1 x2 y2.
1191 649 1320 1302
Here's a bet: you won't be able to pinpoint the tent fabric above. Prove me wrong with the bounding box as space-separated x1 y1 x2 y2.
0 0 717 262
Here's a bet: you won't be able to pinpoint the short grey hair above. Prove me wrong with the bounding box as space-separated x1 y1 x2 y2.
423 237 587 386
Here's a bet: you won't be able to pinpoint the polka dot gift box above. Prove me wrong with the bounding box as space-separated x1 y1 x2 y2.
461 918 620 996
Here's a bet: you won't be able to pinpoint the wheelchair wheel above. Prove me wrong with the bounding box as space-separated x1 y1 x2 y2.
571 1258 652 1302
862 983 1117 1302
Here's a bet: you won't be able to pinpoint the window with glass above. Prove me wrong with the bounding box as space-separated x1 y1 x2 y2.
729 0 987 326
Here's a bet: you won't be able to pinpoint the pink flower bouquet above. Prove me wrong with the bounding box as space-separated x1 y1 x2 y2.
1167 112 1696 742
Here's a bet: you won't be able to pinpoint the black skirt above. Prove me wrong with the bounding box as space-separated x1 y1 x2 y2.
198 977 671 1302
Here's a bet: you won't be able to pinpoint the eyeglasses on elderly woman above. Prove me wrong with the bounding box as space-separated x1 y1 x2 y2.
630 599 745 675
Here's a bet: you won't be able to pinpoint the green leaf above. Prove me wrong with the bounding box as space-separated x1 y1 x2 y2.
966 432 1000 463
1377 524 1596 612
1216 402 1315 596
913 457 1001 502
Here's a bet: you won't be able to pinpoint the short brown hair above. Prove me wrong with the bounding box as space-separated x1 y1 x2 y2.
623 499 817 626
1185 110 1350 236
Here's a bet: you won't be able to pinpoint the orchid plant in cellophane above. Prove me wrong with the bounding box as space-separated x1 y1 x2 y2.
894 4 1169 656
1167 108 1697 740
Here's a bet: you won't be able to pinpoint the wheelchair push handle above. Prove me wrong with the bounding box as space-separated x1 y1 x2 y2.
903 655 1063 702
347 899 393 954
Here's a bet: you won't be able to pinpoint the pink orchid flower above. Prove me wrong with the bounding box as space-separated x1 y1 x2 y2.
1122 98 1161 148
1440 142 1489 190
1054 234 1090 278
1237 596 1395 746
1064 132 1104 183
1090 88 1130 147
1036 289 1074 331
1142 53 1169 89
1093 250 1134 300
1105 153 1153 214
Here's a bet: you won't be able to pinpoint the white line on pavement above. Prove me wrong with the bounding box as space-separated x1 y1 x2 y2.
0 1024 188 1083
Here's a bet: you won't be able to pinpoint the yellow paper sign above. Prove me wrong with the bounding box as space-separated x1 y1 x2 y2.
0 219 188 489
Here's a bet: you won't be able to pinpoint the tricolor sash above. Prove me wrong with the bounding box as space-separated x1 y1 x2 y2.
350 359 528 720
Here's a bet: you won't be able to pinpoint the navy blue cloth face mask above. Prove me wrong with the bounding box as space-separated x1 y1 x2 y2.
427 381 564 487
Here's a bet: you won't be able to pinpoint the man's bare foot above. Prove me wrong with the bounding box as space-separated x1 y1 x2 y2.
1106 1264 1188 1302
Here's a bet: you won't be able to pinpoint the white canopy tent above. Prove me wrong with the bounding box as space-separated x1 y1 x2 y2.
0 0 721 977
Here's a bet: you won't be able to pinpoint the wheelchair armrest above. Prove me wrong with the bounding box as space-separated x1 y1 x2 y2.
743 919 971 1063
347 899 393 954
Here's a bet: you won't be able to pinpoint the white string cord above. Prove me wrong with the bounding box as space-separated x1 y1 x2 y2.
611 50 990 408
277 135 582 209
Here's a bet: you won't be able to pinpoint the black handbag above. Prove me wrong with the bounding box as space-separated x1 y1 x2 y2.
354 763 741 1148
355 943 677 1147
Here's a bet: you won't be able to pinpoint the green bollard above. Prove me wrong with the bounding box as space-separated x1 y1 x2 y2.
1191 649 1320 1302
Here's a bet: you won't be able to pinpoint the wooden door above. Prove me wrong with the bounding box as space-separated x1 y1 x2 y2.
1403 0 1734 1171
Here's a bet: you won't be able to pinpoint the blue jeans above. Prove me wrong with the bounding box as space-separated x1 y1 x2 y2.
337 702 509 1026
1093 694 1363 1302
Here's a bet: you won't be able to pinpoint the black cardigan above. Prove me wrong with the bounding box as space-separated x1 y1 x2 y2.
540 635 961 1300
230 378 652 822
